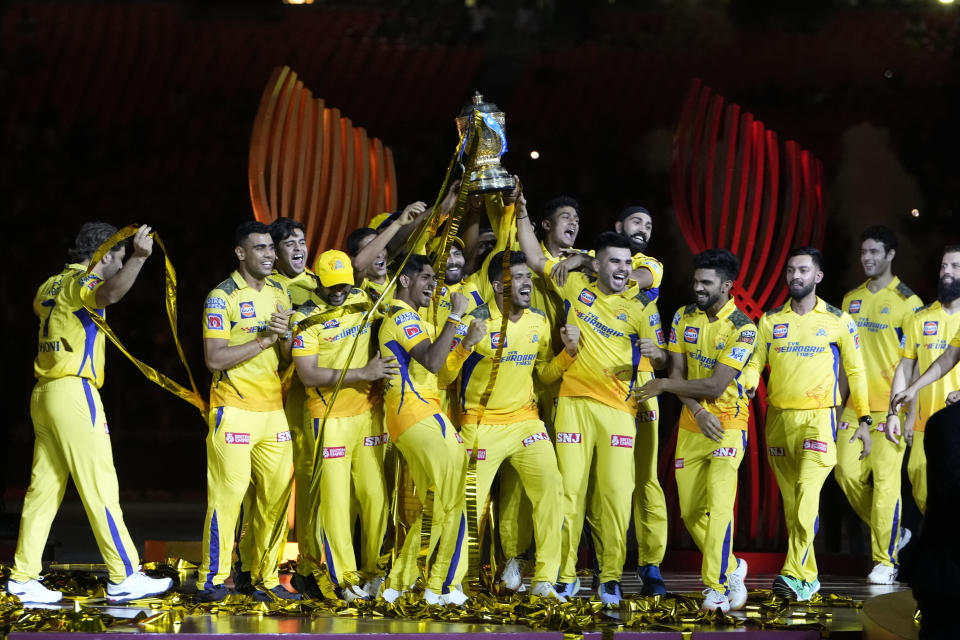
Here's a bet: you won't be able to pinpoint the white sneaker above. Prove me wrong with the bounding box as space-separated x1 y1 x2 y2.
727 558 748 610
702 588 730 613
342 583 369 602
363 576 385 599
867 563 898 584
441 585 469 606
7 578 63 605
554 578 581 598
898 527 912 552
423 588 443 605
381 587 406 603
530 581 567 602
501 557 524 591
106 570 173 604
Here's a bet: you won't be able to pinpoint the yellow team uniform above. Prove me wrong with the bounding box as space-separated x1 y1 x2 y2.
668 299 756 593
742 298 869 583
442 303 574 586
422 280 484 328
836 278 921 568
544 266 665 584
199 272 293 591
12 265 140 585
360 276 393 306
901 303 960 513
379 300 466 594
292 289 387 592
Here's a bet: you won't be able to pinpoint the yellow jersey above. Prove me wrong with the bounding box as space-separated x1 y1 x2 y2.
841 277 923 412
422 280 484 327
743 297 869 417
585 250 663 302
667 298 757 431
441 303 575 425
33 264 109 386
271 269 318 310
545 265 665 415
292 289 378 419
378 299 445 439
203 271 292 412
360 276 393 307
902 302 960 431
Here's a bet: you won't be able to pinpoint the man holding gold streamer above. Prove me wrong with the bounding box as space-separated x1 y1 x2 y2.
8 222 173 605
518 200 668 607
291 250 399 602
197 221 299 603
636 249 752 614
742 247 873 602
346 201 429 302
440 251 578 601
377 254 469 606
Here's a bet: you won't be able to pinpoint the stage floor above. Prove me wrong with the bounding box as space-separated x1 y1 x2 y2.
2 569 910 639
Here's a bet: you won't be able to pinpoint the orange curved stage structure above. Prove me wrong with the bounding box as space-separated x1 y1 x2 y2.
248 66 398 255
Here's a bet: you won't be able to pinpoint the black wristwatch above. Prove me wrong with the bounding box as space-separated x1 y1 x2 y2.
859 415 872 426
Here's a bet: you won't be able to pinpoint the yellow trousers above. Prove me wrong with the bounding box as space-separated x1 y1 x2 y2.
317 410 388 588
450 419 563 585
632 384 668 566
555 397 636 583
199 405 292 590
908 431 926 514
385 413 466 593
12 377 139 584
675 428 745 592
765 407 835 582
834 409 905 567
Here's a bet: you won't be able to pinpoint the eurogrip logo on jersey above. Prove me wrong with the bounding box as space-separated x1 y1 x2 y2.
713 447 738 457
239 302 256 319
578 289 596 306
768 447 785 457
205 297 227 310
276 431 292 442
684 326 699 343
404 324 423 339
207 313 224 330
556 432 582 443
803 439 828 453
323 446 346 458
849 300 862 314
924 321 939 336
522 432 550 447
773 324 789 339
224 432 250 445
611 434 634 448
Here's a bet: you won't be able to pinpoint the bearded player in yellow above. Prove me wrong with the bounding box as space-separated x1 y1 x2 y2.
637 249 752 613
834 226 921 584
886 245 960 515
441 251 580 600
742 247 873 602
197 221 298 602
7 223 173 605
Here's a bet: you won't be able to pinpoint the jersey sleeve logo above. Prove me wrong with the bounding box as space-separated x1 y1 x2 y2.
239 301 256 319
772 323 789 339
730 346 748 363
683 326 700 343
403 324 423 339
669 327 677 344
207 313 224 330
578 289 596 306
649 312 660 326
80 274 103 291
847 321 857 334
848 299 862 314
737 330 755 344
655 328 665 345
924 321 939 336
205 297 227 310
854 333 860 348
292 335 305 349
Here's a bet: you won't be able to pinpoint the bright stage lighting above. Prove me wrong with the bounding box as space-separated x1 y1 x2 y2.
911 208 920 217
939 0 955 5
529 150 540 159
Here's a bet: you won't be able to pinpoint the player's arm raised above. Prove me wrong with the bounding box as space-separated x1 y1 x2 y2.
515 194 549 279
94 224 153 308
408 292 470 373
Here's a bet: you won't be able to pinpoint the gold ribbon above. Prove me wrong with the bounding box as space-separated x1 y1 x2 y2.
83 225 207 417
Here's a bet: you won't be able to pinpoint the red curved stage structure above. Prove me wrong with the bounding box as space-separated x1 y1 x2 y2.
667 78 827 550
248 66 398 256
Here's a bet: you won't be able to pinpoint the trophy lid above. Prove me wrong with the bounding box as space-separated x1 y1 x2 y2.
458 91 502 116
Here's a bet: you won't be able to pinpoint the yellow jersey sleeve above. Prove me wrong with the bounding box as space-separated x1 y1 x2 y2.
902 312 920 361
837 310 870 418
716 321 758 372
951 326 960 348
632 252 663 302
909 304 960 431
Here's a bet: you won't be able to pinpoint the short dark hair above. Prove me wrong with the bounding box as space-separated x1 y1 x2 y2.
399 254 431 282
269 217 305 245
67 222 121 263
594 231 633 255
693 248 741 282
346 227 378 258
487 251 528 285
944 245 960 258
617 205 651 225
787 246 823 270
235 220 272 247
543 195 580 222
860 225 898 254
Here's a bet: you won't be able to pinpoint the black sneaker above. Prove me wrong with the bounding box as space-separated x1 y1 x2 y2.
290 572 323 599
252 585 302 602
233 562 254 595
195 583 229 603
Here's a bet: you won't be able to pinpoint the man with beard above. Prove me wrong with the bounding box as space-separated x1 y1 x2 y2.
518 209 667 605
635 249 751 613
440 251 579 600
346 202 427 302
378 255 469 606
886 245 960 516
292 250 399 601
834 226 922 584
742 247 873 602
423 238 485 327
197 221 298 602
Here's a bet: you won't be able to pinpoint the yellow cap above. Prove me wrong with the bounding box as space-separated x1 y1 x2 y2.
369 212 392 230
313 250 354 288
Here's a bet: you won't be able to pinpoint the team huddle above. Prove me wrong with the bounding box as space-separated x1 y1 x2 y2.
8 186 960 614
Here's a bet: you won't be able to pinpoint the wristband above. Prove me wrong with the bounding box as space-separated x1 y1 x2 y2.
447 313 462 324
693 406 705 418
256 337 266 350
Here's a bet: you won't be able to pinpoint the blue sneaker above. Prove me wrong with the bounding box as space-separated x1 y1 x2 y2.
553 578 581 598
252 585 302 602
637 564 667 596
598 580 622 607
195 583 229 603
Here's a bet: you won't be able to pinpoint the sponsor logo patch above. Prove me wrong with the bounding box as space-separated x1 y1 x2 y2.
206 313 224 330
522 432 550 447
531 334 539 343
323 319 340 329
713 447 738 457
772 323 788 339
803 439 828 453
854 334 860 348
292 335 305 349
323 446 346 458
684 326 700 343
556 432 582 444
490 332 505 348
239 301 256 319
225 432 251 445
669 327 677 344
649 313 660 326
638 410 658 422
578 289 596 306
730 346 748 363
816 328 827 337
205 297 227 310
924 321 939 336
364 433 388 446
617 312 628 322
404 324 423 339
839 421 850 430
767 446 785 457
656 328 665 344
467 448 487 460
675 458 684 468
738 330 756 344
848 299 862 314
394 312 419 325
848 321 857 334
611 434 634 448
276 431 292 442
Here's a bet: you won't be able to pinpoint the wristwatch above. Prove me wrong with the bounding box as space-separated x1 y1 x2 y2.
859 415 872 426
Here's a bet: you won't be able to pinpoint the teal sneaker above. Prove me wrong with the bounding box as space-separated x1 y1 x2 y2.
773 574 819 601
